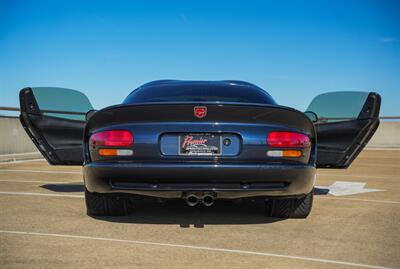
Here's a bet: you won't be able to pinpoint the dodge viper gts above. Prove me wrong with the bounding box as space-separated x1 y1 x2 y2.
19 80 381 218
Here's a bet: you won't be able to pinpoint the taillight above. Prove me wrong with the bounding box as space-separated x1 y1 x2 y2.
266 131 310 158
90 130 133 147
267 132 310 148
89 130 134 158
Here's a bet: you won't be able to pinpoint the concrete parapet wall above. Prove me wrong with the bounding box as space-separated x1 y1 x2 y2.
0 116 38 155
367 121 400 148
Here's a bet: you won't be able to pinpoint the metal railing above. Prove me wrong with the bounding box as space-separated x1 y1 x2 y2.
0 106 87 115
0 106 399 120
318 116 400 122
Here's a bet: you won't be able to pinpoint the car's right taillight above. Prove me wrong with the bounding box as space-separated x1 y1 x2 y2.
89 130 134 157
266 131 310 158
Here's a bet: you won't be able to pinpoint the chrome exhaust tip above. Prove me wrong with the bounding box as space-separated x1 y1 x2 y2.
186 194 199 207
202 195 215 207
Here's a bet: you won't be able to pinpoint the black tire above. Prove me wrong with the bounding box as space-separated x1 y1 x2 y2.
85 189 133 216
265 191 313 219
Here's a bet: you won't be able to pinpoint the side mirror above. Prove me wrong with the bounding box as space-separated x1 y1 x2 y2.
304 111 318 123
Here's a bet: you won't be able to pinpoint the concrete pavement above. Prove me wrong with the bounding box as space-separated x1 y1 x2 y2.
0 150 399 268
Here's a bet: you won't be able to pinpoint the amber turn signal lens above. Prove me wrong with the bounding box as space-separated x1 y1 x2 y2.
98 149 118 156
98 149 133 156
282 150 302 157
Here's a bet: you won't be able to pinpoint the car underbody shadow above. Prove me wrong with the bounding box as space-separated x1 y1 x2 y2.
92 198 284 226
39 183 315 225
41 183 84 193
313 187 330 195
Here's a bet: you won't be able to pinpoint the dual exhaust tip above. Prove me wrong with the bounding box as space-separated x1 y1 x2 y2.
185 193 215 207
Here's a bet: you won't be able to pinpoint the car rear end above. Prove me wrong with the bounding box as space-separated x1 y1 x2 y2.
83 102 316 201
17 81 380 217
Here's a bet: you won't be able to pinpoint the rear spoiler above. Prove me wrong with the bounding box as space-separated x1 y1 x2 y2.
85 102 316 138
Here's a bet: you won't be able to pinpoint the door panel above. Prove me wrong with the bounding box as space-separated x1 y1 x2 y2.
19 87 93 165
315 118 379 168
306 92 381 168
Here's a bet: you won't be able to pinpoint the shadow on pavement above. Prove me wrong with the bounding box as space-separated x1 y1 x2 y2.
93 198 283 226
39 183 325 226
41 183 84 193
313 187 330 195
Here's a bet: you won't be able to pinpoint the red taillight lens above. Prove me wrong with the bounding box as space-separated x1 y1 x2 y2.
90 130 133 147
267 132 310 148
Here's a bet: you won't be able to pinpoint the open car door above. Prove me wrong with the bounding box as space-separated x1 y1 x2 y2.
306 91 381 168
19 87 93 165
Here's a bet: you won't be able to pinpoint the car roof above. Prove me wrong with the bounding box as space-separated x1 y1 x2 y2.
140 80 261 89
123 80 276 105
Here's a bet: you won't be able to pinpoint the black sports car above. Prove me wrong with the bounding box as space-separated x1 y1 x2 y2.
19 80 381 218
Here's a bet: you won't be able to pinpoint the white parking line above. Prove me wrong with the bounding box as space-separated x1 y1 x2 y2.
0 191 83 198
0 169 81 174
365 148 400 151
316 196 400 205
2 168 398 180
0 159 45 165
0 179 74 184
317 173 398 180
356 163 400 168
2 169 398 180
0 230 391 269
0 152 41 157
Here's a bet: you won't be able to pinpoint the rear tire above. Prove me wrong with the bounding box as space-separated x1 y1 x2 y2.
85 189 133 216
265 191 313 219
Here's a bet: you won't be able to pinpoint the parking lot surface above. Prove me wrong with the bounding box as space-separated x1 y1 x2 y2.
0 150 399 268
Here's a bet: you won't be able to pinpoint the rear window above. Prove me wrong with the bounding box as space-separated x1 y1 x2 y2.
123 83 276 105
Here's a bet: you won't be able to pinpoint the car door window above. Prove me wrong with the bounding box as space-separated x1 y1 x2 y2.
306 91 369 123
32 87 93 121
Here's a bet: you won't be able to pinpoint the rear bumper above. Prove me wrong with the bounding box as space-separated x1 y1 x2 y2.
84 162 316 199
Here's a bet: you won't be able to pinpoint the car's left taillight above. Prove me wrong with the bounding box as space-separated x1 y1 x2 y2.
89 130 134 158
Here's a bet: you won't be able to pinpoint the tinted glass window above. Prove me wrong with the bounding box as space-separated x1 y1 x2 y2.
32 87 93 121
306 91 368 122
123 83 276 105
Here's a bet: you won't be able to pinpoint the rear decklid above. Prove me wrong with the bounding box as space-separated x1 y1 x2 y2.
85 102 315 135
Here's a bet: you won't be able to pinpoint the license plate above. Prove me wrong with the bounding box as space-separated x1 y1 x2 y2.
179 134 221 156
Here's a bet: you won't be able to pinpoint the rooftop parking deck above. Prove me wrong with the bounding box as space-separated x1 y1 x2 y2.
0 149 399 268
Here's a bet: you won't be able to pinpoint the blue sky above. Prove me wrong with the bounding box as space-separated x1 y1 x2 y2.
0 0 399 115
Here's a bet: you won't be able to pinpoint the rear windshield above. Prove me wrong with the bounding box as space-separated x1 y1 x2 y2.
123 83 276 105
